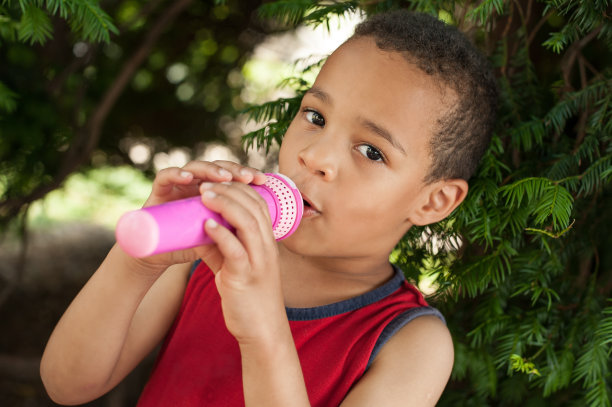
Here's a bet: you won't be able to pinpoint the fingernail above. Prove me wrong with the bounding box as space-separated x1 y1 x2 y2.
200 182 213 192
180 171 192 178
218 168 231 177
203 190 216 199
240 168 252 177
207 219 218 228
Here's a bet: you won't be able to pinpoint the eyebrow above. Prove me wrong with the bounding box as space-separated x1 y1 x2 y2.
361 119 407 156
305 86 331 105
305 86 407 156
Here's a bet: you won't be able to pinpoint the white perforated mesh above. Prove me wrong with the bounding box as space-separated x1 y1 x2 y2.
265 176 299 239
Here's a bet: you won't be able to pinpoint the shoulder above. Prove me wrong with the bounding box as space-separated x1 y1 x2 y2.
340 314 453 407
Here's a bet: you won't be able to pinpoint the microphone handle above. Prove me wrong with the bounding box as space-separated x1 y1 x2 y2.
115 174 301 258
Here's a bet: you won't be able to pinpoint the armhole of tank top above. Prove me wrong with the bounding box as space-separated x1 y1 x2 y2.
366 306 446 370
189 259 202 279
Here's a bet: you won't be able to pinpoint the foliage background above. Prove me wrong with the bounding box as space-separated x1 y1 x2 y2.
1 0 611 406
246 1 612 406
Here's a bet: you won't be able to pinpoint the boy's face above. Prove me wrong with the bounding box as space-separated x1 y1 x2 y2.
278 36 451 260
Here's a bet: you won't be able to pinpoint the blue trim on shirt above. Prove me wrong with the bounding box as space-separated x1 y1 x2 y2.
285 265 406 321
189 259 202 278
190 259 446 371
366 306 446 369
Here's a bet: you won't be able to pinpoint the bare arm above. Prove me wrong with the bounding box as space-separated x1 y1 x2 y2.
237 315 452 407
40 244 191 405
340 315 454 406
192 180 312 407
40 161 267 405
239 322 310 407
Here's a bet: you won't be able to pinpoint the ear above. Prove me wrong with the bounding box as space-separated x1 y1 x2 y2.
408 179 469 226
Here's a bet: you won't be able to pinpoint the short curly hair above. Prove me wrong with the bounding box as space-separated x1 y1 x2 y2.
353 10 498 183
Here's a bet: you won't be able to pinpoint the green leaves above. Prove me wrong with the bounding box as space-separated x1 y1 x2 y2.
3 0 118 45
509 354 541 377
257 0 358 28
0 82 18 113
466 0 505 25
1 0 606 404
542 0 609 54
0 1 119 118
500 177 574 231
257 0 314 26
241 95 303 152
572 305 612 407
17 2 52 44
237 1 612 406
66 0 118 43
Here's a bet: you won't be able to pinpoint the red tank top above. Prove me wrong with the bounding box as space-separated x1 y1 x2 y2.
137 261 443 406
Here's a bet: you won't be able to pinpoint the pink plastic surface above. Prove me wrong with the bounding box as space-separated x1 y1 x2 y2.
115 173 302 258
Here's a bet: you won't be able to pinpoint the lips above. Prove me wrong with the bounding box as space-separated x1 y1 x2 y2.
301 194 320 217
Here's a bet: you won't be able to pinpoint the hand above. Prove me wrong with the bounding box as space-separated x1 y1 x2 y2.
122 160 267 271
196 179 287 345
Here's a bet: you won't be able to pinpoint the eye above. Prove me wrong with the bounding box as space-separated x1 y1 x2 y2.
304 109 325 127
357 144 384 162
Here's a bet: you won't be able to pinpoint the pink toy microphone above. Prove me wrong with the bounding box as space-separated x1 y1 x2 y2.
115 173 303 258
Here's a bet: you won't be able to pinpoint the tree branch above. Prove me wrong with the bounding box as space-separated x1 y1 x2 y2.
0 0 194 220
561 26 603 91
527 10 554 48
46 0 168 96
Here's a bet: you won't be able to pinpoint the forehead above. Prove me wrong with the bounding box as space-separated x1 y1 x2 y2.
318 36 448 97
311 36 451 156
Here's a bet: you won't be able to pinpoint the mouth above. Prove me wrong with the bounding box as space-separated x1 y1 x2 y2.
301 195 320 216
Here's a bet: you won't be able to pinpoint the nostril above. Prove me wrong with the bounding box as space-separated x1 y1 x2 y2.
298 144 336 180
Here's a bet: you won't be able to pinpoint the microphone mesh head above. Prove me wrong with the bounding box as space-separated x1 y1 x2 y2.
265 174 303 240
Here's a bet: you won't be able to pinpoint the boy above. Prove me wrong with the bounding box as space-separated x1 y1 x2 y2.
40 10 497 406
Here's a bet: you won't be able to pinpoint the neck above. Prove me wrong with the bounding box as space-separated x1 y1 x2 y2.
277 243 395 308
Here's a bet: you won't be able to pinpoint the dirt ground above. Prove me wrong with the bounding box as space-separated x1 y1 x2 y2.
0 223 156 407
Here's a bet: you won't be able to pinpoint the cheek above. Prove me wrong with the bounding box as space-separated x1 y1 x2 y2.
280 132 318 178
339 184 416 226
278 121 301 170
329 199 409 252
340 190 404 223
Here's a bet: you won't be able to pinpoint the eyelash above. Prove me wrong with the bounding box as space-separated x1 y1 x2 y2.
356 144 385 162
303 108 325 127
301 108 386 164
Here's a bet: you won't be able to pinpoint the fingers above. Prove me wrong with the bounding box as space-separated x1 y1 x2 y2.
144 167 197 207
212 160 267 185
200 181 273 238
199 181 275 268
203 219 250 274
147 160 266 206
182 160 266 186
151 167 194 196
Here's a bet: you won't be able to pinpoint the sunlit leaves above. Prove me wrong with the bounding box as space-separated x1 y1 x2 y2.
242 95 303 152
509 354 541 377
257 0 359 29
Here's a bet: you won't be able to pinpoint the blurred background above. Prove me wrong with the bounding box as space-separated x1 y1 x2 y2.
0 1 359 405
1 0 610 406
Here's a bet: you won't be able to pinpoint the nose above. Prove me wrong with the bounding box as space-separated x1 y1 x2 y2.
297 133 338 181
